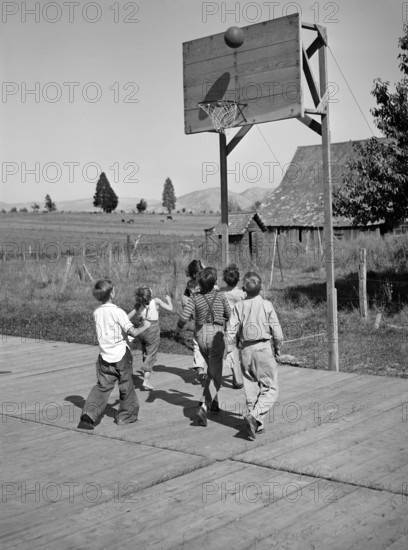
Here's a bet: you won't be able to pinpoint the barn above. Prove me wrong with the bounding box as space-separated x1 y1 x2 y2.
203 211 268 263
259 139 385 250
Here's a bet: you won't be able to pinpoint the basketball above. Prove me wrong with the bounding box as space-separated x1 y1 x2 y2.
224 26 244 48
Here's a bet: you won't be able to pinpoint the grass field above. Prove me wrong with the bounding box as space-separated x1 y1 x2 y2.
2 212 408 378
0 211 218 257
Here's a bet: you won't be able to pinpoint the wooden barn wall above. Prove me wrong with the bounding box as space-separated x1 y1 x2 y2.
202 224 383 264
266 226 382 247
229 230 266 264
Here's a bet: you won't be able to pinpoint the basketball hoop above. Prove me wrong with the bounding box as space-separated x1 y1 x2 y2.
198 100 246 133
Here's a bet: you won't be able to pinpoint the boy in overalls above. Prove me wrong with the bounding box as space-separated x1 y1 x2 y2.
176 267 230 427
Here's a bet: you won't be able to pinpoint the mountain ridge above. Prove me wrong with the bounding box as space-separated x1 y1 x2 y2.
1 187 271 213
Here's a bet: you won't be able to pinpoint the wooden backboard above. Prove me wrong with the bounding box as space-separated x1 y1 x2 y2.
183 14 303 134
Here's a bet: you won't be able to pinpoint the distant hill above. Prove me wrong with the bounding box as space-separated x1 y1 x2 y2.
176 187 270 213
0 187 270 213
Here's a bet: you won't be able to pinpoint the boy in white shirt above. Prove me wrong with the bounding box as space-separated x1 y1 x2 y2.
78 279 150 430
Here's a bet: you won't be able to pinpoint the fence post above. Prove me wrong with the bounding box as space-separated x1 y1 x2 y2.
131 234 141 259
276 236 284 282
60 256 73 293
126 235 131 278
359 248 368 319
268 230 277 288
83 263 94 282
107 242 112 265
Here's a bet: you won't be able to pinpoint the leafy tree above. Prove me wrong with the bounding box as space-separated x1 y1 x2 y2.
31 203 40 213
252 200 262 210
19 208 28 213
333 26 408 230
136 198 147 213
162 177 176 214
228 198 242 213
10 207 17 213
44 194 57 212
93 172 118 213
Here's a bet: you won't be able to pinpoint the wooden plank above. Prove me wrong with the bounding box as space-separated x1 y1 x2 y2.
298 114 322 135
306 36 323 59
185 41 300 90
302 45 321 107
320 41 339 371
220 131 229 266
1 335 408 549
35 469 407 550
1 417 213 535
183 14 300 65
226 124 253 156
236 384 406 491
238 392 402 469
5 463 323 549
186 92 302 134
253 487 408 550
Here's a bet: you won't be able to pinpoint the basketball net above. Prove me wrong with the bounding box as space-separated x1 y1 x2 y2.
198 100 238 134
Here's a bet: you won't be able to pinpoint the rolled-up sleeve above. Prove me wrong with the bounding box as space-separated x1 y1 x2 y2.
225 304 241 353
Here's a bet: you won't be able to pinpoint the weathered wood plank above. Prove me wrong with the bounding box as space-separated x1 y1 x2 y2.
1 336 408 550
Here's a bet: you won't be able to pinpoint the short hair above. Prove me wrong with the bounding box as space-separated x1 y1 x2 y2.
197 267 217 294
93 279 114 302
242 271 262 295
222 264 240 287
186 259 205 280
134 285 152 309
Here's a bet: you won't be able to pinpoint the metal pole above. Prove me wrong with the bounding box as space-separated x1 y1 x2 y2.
219 131 229 266
319 41 339 371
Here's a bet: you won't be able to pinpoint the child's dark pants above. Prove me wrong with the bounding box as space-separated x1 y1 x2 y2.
82 347 139 423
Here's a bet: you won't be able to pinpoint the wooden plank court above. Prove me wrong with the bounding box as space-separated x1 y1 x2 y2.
1 336 407 549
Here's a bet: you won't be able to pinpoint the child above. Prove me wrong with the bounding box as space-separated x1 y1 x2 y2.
176 267 231 427
182 259 207 381
128 285 173 391
225 272 283 441
219 264 246 389
78 279 151 430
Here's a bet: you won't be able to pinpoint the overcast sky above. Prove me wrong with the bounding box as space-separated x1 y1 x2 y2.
0 0 404 205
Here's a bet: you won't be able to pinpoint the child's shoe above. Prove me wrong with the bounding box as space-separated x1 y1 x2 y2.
116 417 139 425
77 414 94 430
196 404 207 426
209 400 221 413
142 381 154 391
244 414 258 441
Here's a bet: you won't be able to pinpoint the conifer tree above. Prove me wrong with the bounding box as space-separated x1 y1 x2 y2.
162 177 176 214
93 172 118 213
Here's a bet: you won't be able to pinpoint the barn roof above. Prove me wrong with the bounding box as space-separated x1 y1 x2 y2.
205 211 267 236
260 139 385 228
